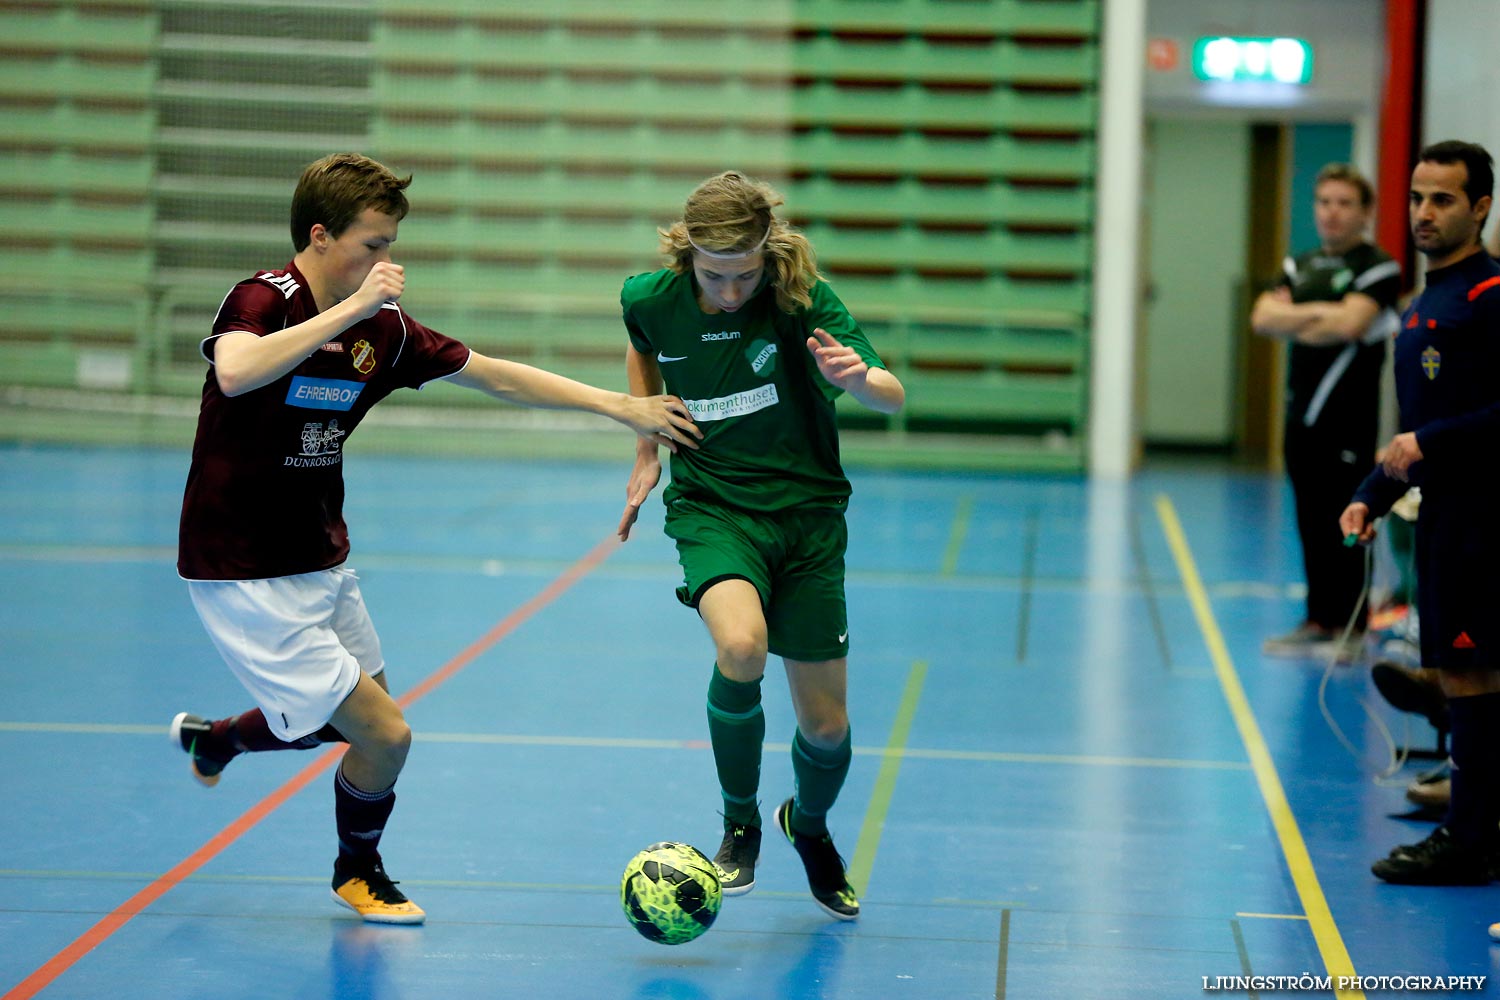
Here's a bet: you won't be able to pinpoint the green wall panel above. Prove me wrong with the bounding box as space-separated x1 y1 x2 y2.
0 0 1098 469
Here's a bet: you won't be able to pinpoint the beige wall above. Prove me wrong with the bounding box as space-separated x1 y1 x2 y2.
1140 119 1250 445
1423 2 1500 181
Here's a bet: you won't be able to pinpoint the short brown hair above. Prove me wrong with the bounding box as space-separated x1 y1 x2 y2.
1315 163 1374 208
290 153 411 251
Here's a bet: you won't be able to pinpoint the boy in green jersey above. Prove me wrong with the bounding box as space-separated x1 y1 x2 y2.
616 172 906 920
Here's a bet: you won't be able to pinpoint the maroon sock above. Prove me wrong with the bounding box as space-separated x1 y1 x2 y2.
217 709 346 753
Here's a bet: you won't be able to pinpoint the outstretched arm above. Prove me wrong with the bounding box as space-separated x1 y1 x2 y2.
447 352 700 451
618 346 669 541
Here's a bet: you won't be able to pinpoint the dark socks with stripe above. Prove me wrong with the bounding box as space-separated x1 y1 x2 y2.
335 765 396 862
1444 691 1500 853
707 664 765 828
791 728 852 837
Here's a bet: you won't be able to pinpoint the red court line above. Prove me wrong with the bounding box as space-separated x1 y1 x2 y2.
3 534 622 1000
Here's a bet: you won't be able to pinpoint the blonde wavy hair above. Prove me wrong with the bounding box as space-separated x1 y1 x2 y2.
659 171 822 314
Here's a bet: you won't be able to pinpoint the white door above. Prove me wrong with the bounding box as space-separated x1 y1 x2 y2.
1140 118 1251 446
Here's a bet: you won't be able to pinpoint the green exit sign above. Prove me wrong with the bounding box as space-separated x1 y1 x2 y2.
1192 37 1313 84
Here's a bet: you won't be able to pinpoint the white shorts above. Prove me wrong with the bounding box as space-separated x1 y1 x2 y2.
188 566 385 742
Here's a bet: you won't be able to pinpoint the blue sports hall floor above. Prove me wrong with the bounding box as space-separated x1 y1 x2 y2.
1 442 1494 999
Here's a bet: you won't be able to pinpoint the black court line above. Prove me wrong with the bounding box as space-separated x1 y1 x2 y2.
1231 919 1260 1000
1015 509 1039 664
995 907 1011 1000
1128 503 1174 669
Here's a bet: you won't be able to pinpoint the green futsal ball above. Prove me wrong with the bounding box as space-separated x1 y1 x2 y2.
620 841 722 945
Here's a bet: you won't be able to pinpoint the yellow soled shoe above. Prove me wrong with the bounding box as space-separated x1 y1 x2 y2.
331 855 426 925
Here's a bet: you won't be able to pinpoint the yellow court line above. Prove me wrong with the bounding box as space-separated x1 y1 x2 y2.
941 493 975 576
847 659 928 895
1155 494 1363 1000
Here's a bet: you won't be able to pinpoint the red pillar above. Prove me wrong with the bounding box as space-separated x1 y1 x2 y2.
1377 0 1424 289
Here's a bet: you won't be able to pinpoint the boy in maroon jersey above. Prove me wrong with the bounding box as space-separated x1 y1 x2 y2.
170 153 699 923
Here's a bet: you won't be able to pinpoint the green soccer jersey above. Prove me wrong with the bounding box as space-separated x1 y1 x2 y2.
621 267 887 512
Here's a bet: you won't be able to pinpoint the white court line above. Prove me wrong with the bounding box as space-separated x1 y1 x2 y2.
0 722 1247 771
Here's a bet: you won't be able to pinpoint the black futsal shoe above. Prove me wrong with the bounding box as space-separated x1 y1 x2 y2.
774 798 859 920
713 821 761 896
1372 826 1498 885
169 712 234 788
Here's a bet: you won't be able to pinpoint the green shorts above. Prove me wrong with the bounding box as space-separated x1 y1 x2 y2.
663 495 850 662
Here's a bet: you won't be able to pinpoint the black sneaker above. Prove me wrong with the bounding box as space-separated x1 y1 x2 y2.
774 798 859 920
1372 826 1498 885
1371 661 1448 731
169 712 235 788
713 822 761 896
331 854 426 924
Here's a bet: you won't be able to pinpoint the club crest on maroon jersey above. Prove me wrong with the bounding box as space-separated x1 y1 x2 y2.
352 340 376 374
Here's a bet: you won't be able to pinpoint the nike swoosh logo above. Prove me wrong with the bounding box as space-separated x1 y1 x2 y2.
657 353 688 363
838 632 848 643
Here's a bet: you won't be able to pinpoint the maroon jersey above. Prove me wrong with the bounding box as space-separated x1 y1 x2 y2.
178 262 470 580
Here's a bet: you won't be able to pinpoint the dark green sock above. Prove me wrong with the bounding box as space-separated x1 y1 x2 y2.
791 727 852 837
707 664 764 828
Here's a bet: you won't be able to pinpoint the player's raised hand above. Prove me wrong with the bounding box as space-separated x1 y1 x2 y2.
619 394 701 454
806 327 869 392
349 261 405 319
